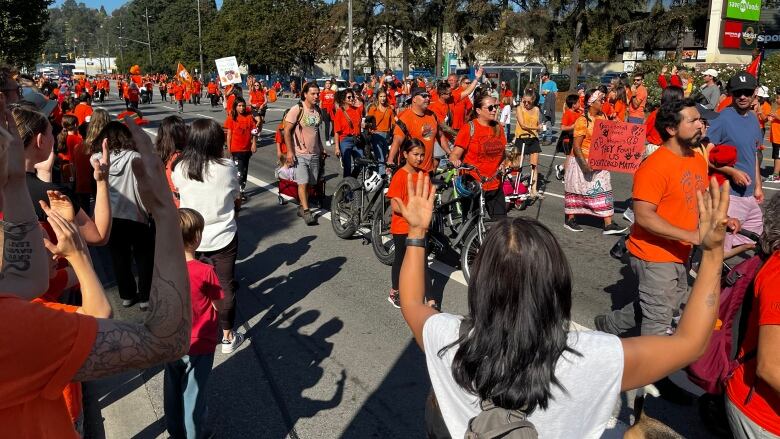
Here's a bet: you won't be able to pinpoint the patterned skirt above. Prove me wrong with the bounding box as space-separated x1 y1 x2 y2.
564 156 614 218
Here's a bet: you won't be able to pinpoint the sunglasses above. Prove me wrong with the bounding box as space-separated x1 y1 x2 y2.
346 95 355 100
732 89 754 98
522 100 533 105
482 105 497 111
415 93 430 99
633 78 642 82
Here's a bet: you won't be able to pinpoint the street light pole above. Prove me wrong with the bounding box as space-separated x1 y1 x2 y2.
117 21 125 67
196 0 205 80
348 0 353 82
143 7 153 68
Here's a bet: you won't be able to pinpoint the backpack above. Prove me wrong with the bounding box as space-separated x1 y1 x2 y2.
685 255 764 395
268 88 278 103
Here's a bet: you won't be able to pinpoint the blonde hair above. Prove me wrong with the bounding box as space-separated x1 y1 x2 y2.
11 107 49 148
84 109 110 153
178 208 205 251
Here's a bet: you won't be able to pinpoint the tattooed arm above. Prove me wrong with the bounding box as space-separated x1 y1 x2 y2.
0 106 49 299
73 120 191 381
620 178 729 391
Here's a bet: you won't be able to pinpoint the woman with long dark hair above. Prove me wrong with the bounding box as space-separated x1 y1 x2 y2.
448 93 506 218
366 89 395 174
394 173 731 438
156 115 187 206
225 96 256 201
332 88 363 177
172 118 245 354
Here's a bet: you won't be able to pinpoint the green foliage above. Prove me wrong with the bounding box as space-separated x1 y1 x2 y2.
760 52 780 93
0 0 52 67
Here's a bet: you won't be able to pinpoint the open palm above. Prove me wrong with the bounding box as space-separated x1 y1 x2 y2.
390 172 434 231
697 178 730 251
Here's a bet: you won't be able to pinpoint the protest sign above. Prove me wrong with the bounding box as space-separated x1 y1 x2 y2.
215 56 242 86
588 119 646 174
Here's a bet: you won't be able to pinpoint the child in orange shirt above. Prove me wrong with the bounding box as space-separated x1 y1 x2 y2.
555 94 581 180
56 114 81 186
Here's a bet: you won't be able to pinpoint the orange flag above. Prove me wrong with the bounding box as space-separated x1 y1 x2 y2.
176 63 193 86
745 52 761 77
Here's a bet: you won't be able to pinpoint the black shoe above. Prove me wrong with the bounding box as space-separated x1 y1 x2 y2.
303 209 317 225
603 222 629 235
297 205 304 217
564 218 583 232
654 377 695 406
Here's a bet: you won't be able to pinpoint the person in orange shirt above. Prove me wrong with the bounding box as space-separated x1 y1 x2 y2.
56 114 81 184
207 79 219 107
319 79 336 145
385 138 430 308
612 86 628 122
249 81 267 135
332 89 364 177
387 87 450 173
597 98 709 337
173 82 185 114
448 93 507 218
554 94 581 180
628 73 648 123
366 89 395 173
192 77 202 105
72 94 93 126
765 87 780 183
224 97 256 200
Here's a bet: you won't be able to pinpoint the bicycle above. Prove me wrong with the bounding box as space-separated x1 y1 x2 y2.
331 156 397 265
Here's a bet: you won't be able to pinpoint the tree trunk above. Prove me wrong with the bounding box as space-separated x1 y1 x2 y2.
675 21 684 61
367 32 375 74
386 25 391 70
435 23 443 78
402 29 409 77
568 1 585 92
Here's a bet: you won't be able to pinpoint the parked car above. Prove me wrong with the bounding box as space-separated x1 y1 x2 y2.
548 74 589 91
599 72 622 85
315 77 349 91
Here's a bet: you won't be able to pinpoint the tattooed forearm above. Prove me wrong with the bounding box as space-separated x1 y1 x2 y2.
705 291 717 308
1 221 40 274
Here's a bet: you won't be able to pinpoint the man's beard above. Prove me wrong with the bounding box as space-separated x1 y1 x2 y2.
681 132 702 149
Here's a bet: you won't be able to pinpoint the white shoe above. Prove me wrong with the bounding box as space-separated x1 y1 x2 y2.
122 299 134 307
326 140 333 147
139 301 149 311
221 331 245 354
622 207 635 224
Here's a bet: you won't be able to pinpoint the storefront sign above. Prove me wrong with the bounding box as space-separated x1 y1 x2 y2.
724 0 762 21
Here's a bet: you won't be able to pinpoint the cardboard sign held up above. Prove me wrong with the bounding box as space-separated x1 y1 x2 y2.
588 119 647 174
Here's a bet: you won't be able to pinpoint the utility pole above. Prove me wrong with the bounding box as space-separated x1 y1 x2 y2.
348 0 353 82
196 0 205 80
143 7 153 68
117 21 125 68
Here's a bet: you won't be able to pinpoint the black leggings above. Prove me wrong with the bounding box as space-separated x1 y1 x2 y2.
200 234 238 332
391 234 407 291
108 218 155 302
232 151 252 191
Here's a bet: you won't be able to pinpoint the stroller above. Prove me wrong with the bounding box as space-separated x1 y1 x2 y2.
140 87 151 104
502 140 547 211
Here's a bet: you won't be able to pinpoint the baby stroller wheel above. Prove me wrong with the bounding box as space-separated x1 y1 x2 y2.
277 195 286 205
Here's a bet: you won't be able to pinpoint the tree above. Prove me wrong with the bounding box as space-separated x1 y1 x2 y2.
0 0 52 67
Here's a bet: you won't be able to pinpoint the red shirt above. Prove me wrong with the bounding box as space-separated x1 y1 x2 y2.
174 84 184 101
73 103 93 126
225 113 255 153
449 87 472 130
249 89 266 107
207 82 217 94
726 252 780 435
454 121 506 191
320 89 336 115
186 259 225 355
61 133 82 163
645 109 661 145
128 86 140 103
333 106 362 140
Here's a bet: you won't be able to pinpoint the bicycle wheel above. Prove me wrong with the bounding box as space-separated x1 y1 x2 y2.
460 225 483 284
331 177 361 238
371 204 395 265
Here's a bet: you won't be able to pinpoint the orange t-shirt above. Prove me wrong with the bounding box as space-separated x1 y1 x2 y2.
333 106 362 140
628 85 647 119
73 103 93 126
366 104 395 133
449 87 472 130
207 82 217 94
224 113 255 153
393 109 439 172
320 89 336 115
386 167 431 234
572 114 604 160
427 99 452 127
249 89 266 107
627 146 708 263
771 105 780 144
726 251 780 435
613 100 627 122
758 101 771 129
601 101 614 119
716 96 732 112
174 84 184 101
0 295 97 438
454 121 506 191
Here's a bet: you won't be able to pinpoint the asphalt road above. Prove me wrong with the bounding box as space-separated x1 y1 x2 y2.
86 89 776 438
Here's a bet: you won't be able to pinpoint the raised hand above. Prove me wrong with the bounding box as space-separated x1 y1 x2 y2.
92 138 110 182
390 171 434 232
41 203 87 261
124 117 176 215
697 178 730 252
40 190 75 222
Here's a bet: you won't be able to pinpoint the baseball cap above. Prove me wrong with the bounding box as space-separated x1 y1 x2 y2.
695 103 719 122
701 68 718 78
757 86 769 98
727 71 758 92
410 87 429 98
19 88 57 117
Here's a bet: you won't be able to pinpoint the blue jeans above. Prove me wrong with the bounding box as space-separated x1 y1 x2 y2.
627 116 643 124
505 124 512 143
371 132 390 174
339 136 364 178
164 353 215 439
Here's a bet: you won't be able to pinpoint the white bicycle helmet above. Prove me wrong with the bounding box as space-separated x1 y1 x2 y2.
363 171 383 192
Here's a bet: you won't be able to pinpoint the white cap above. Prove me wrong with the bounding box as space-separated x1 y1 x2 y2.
702 68 718 78
406 75 414 80
757 85 770 98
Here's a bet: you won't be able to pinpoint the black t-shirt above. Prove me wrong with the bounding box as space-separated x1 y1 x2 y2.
26 172 81 221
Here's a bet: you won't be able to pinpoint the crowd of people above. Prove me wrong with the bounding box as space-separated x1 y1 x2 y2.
1 58 778 439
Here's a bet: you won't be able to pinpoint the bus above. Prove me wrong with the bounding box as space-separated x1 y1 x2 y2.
72 69 87 81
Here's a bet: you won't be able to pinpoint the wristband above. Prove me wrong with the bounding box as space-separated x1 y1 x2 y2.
406 237 427 248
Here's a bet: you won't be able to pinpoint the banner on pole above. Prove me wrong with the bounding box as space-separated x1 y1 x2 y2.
215 56 242 86
176 63 193 86
588 119 647 174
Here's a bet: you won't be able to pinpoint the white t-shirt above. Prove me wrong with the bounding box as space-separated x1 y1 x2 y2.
172 158 239 252
500 105 512 125
423 313 624 439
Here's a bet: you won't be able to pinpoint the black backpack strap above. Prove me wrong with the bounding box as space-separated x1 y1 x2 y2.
396 117 411 139
470 420 537 439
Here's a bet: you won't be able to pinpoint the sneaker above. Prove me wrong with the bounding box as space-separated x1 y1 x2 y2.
764 174 780 183
139 301 149 311
564 218 583 232
302 209 316 225
297 205 304 217
622 207 635 223
240 192 248 202
593 314 610 333
654 377 695 406
326 139 333 147
221 331 245 354
554 164 564 181
387 289 401 309
122 299 135 307
603 222 629 235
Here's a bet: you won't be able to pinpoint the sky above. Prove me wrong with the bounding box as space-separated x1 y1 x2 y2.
51 0 223 14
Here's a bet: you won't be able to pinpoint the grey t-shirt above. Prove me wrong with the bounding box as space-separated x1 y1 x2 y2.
700 84 721 110
423 313 624 439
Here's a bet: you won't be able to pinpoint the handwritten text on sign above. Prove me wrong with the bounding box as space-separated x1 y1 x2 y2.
588 119 647 174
